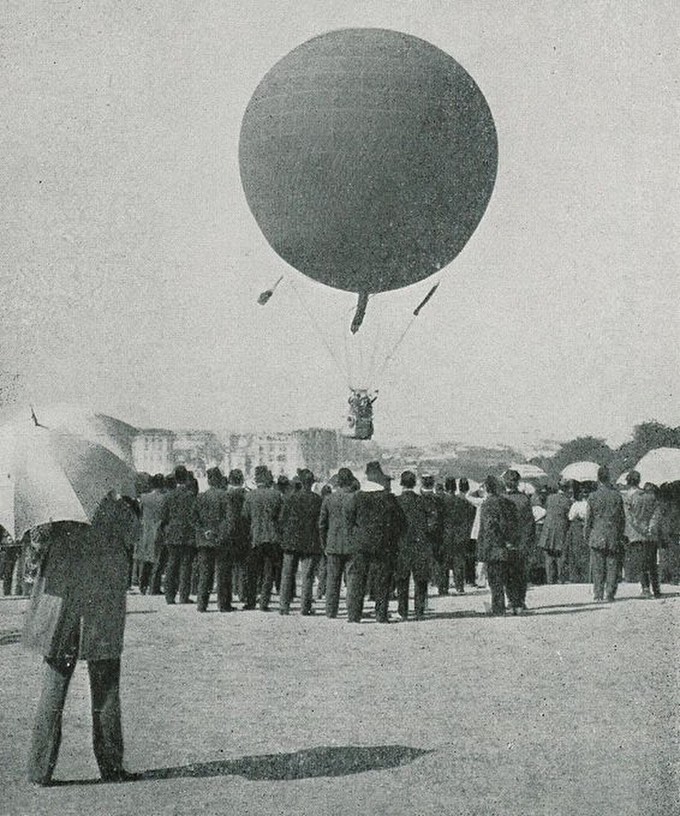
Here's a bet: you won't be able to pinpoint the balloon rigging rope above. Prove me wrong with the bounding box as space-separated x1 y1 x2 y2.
287 276 351 389
373 314 416 382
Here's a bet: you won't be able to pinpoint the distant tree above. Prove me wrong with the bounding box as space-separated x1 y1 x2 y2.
536 436 614 479
609 421 680 477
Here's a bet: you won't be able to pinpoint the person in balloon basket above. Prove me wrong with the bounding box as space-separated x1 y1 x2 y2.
345 461 405 623
319 468 358 618
584 465 625 603
279 469 323 615
159 465 197 605
241 465 283 611
395 471 431 620
476 476 519 616
503 470 536 614
22 495 141 786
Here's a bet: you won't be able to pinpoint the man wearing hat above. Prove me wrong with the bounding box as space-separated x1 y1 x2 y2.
279 469 323 615
477 475 519 615
241 465 283 611
538 479 571 584
585 465 625 602
345 461 405 623
503 470 535 613
319 468 358 618
192 467 230 612
395 471 431 619
420 474 444 594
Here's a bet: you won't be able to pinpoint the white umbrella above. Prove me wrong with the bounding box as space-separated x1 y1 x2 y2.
560 461 600 482
634 447 680 487
0 418 136 541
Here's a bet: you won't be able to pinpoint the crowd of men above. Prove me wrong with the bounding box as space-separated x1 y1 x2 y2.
10 458 680 787
123 460 680 620
3 460 679 620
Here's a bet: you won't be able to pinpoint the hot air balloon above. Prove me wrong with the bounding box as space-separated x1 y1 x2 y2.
239 28 498 437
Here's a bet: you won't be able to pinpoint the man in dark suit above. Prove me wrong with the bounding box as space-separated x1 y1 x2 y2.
503 470 535 614
477 475 518 616
279 469 323 615
159 465 197 605
438 477 472 595
192 467 230 612
319 468 357 618
538 480 571 583
23 497 140 786
345 461 405 623
585 465 625 602
419 474 444 594
241 466 283 611
222 468 249 608
395 471 431 620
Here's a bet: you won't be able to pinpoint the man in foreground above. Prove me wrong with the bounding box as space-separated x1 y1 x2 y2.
23 494 139 786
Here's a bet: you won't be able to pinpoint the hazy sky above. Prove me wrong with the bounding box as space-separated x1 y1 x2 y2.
2 1 677 448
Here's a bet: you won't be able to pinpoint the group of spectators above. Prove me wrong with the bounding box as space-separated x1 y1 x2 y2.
3 460 679 621
128 459 680 620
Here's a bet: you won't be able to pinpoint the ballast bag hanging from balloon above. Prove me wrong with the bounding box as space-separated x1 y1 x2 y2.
239 28 498 334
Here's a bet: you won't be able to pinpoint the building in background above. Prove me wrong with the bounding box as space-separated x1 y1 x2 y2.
223 432 306 481
132 429 174 475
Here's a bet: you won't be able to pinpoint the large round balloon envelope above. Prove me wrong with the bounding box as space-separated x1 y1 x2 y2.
239 27 498 323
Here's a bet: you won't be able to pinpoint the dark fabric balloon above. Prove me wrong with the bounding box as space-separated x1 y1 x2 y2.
239 28 498 295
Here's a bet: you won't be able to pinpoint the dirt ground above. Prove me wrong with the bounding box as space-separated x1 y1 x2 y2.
1 580 678 816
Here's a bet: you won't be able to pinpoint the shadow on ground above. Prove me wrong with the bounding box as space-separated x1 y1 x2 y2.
55 745 432 785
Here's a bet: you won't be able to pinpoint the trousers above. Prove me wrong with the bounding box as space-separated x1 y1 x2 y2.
165 545 195 604
325 553 353 618
196 547 234 611
243 543 278 610
635 541 660 596
346 552 394 623
280 552 319 614
28 657 123 784
505 550 528 609
486 561 508 615
591 548 619 601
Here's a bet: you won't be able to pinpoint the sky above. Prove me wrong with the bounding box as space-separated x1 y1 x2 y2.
1 0 678 449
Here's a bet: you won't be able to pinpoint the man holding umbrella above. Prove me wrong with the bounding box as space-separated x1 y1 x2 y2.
23 494 140 785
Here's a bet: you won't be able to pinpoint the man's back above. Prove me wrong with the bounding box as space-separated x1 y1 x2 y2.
242 486 283 545
161 486 195 547
585 485 625 551
347 488 404 558
319 489 355 554
280 490 322 553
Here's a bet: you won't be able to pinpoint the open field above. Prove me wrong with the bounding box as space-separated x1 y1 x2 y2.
1 582 678 816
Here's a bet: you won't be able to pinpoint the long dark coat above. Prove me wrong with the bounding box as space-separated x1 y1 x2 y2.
440 492 475 560
346 488 405 561
242 486 283 546
22 499 136 661
585 485 625 553
318 488 355 555
192 486 229 548
477 495 518 563
222 486 250 560
539 492 571 555
159 485 196 549
395 491 431 577
280 489 323 555
505 490 536 556
135 488 165 562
